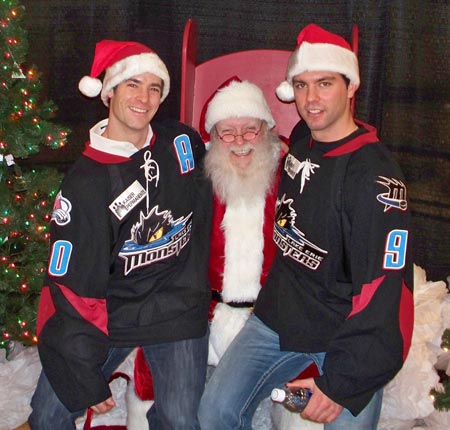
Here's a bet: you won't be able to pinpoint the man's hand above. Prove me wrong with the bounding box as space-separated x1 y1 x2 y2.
90 396 115 415
286 378 343 423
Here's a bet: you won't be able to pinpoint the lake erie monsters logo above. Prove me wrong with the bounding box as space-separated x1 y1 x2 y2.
119 205 192 275
273 194 328 270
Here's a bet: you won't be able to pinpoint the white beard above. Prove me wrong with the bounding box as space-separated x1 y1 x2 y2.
205 130 280 303
204 131 280 206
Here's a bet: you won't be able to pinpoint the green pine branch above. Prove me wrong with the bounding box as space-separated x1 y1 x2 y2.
0 1 70 351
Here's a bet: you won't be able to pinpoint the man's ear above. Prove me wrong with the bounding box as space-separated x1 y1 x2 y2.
348 81 358 99
107 87 114 101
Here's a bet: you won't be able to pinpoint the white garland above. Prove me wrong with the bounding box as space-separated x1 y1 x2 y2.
377 265 450 430
1 265 450 430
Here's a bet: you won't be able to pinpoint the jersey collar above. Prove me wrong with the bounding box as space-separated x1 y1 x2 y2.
83 119 154 163
321 120 380 158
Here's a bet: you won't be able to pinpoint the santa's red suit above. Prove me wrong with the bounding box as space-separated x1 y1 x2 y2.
207 186 278 365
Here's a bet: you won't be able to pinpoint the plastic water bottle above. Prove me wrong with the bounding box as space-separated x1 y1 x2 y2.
271 387 312 412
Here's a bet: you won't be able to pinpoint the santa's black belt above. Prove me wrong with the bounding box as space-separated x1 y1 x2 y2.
211 289 255 308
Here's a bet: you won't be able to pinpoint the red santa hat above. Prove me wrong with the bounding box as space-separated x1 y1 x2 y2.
201 77 276 142
276 23 359 102
78 39 170 106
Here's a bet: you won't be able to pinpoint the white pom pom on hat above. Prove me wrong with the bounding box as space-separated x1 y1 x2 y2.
78 40 170 106
275 81 295 103
276 23 360 102
78 76 102 98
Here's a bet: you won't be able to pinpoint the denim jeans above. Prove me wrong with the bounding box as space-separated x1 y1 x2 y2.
29 334 208 430
198 314 382 430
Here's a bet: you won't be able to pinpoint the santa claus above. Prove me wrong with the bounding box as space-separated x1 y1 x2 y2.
201 77 282 365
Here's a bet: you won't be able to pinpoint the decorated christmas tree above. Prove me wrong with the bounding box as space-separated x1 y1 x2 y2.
431 329 450 412
0 0 69 352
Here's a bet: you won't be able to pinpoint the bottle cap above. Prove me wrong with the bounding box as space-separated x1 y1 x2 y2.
271 388 287 402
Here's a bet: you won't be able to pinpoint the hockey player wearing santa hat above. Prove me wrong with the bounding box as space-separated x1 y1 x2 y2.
29 40 212 429
199 23 413 430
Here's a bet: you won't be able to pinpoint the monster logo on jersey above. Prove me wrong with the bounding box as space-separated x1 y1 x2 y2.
119 205 192 275
273 194 328 270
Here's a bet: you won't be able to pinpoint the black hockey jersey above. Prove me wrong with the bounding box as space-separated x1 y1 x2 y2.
36 119 212 411
255 122 413 415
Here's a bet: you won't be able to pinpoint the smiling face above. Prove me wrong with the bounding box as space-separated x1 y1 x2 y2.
292 71 357 142
105 72 163 148
205 116 279 205
214 117 264 171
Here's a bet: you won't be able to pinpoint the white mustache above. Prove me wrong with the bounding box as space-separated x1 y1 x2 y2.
228 143 255 153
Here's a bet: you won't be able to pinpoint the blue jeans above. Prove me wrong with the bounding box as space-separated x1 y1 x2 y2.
29 334 208 430
198 314 382 430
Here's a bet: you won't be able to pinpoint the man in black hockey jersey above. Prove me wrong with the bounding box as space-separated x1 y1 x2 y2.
199 23 413 430
29 40 212 429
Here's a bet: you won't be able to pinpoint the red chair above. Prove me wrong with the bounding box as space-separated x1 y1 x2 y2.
180 18 359 137
177 16 359 384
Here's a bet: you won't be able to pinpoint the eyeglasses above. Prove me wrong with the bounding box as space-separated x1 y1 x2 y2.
217 124 263 143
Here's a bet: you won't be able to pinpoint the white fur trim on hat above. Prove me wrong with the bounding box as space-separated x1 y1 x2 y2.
291 41 359 84
277 41 360 102
205 80 276 132
101 52 170 105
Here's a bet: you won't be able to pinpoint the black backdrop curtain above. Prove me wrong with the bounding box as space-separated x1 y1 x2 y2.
22 0 449 282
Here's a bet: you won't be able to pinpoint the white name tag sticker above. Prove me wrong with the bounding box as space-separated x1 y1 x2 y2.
109 180 146 220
